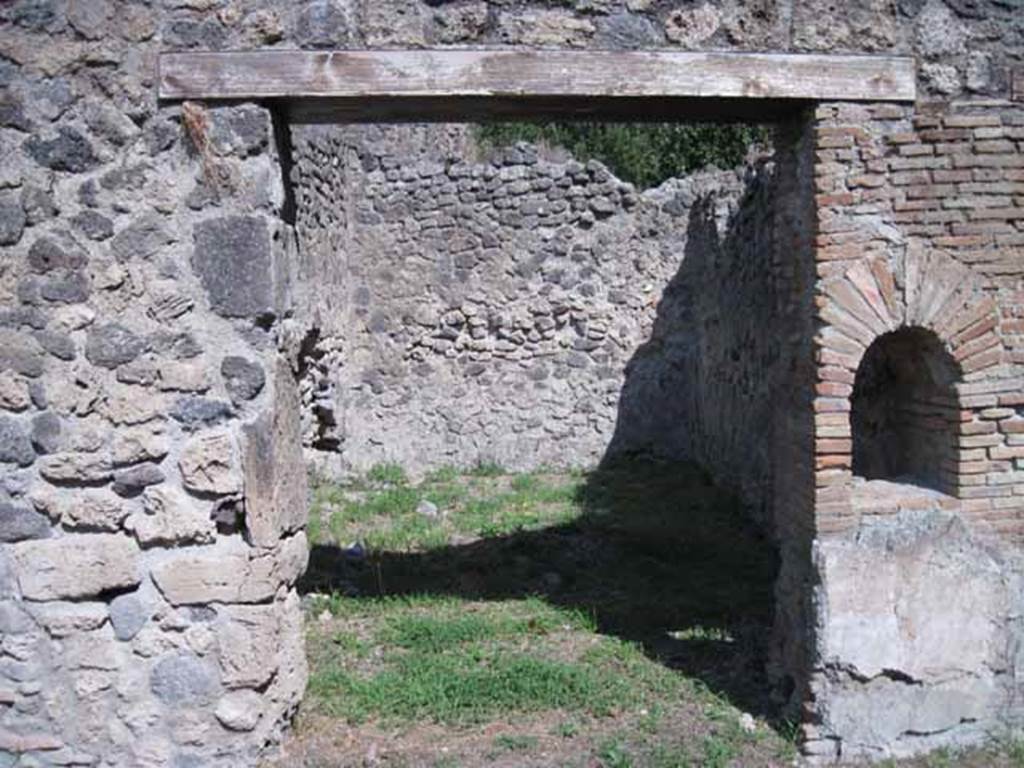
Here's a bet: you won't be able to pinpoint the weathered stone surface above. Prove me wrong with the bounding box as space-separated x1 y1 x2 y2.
84 97 140 146
27 234 88 273
111 462 165 497
664 4 720 46
430 1 487 43
24 126 98 173
38 269 91 304
29 412 62 454
817 511 1008 683
812 509 1017 757
150 651 219 705
147 282 194 323
111 425 168 466
191 215 274 318
0 730 63 753
26 601 107 637
72 209 114 241
126 485 215 547
179 431 241 496
0 600 34 636
151 540 283 605
215 689 263 731
0 329 45 377
100 386 165 426
292 0 354 48
242 358 307 547
34 328 75 361
499 9 595 46
22 184 59 225
110 213 173 262
170 396 232 430
207 104 269 158
84 323 146 369
0 193 26 246
220 356 265 402
0 501 50 542
157 361 210 393
32 487 127 532
216 604 279 689
276 531 310 587
598 12 663 48
0 550 14 599
0 371 32 412
109 592 147 641
915 0 966 58
0 416 36 467
12 533 140 600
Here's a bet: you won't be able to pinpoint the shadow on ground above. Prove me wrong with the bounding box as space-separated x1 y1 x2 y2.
300 457 780 721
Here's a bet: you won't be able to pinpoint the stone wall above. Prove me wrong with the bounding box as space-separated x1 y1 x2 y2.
290 123 801 501
2 0 1023 765
0 11 309 765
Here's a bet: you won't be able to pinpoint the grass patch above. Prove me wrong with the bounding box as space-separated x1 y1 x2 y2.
306 598 651 725
308 465 584 555
367 462 408 486
297 459 797 767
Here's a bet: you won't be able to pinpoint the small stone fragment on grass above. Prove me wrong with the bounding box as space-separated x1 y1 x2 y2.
416 499 439 518
739 712 756 733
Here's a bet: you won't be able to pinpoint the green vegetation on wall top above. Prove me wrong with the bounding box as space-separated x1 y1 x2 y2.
475 122 769 189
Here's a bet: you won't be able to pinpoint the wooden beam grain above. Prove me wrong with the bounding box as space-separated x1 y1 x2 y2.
159 49 916 105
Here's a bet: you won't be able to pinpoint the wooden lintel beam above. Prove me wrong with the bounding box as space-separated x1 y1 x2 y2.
158 49 916 105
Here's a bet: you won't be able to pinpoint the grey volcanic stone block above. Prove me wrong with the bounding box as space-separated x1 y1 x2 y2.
221 356 265 402
85 323 145 369
150 651 219 705
112 463 165 497
24 126 99 173
0 550 15 599
191 215 274 318
293 0 353 48
0 416 35 467
598 12 663 48
34 329 75 361
170 397 233 430
72 209 113 241
208 105 269 157
39 271 90 304
30 412 62 455
27 235 88 273
110 214 173 262
0 330 44 377
0 502 49 542
108 592 147 640
0 194 25 246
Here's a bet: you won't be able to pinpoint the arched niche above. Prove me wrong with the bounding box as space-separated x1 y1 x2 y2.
850 326 961 495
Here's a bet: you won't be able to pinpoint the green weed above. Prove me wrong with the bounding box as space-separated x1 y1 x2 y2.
492 734 538 752
597 737 633 768
701 734 738 768
469 460 505 477
555 720 579 739
367 462 408 486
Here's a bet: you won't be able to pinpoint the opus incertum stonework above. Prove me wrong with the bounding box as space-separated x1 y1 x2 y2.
1 1 1023 764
